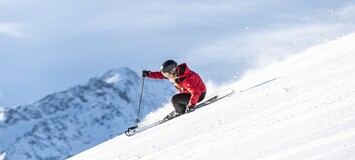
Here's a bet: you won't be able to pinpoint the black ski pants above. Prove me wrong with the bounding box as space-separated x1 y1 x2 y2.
171 92 206 114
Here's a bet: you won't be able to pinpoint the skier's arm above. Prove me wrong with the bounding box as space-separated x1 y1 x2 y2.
148 71 167 79
184 79 202 106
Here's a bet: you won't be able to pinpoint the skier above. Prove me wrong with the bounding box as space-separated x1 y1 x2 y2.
142 60 207 120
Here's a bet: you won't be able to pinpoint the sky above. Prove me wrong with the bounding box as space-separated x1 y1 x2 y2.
1 0 355 107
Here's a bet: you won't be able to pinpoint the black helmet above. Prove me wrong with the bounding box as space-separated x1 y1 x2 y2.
161 60 177 72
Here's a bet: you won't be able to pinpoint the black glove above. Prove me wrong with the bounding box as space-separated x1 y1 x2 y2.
185 105 195 113
141 70 149 77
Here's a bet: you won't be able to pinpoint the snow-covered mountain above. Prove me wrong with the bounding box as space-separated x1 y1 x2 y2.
0 67 175 160
69 32 355 160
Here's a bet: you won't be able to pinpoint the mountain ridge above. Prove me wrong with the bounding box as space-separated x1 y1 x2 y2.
0 67 175 160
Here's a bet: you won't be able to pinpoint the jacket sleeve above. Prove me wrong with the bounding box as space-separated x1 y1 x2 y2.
148 71 167 79
184 78 202 106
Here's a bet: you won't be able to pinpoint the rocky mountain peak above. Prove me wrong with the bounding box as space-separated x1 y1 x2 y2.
0 67 175 160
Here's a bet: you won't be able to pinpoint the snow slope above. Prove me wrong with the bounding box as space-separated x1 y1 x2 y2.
69 32 355 160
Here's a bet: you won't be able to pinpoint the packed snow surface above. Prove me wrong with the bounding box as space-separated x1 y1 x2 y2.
69 33 355 160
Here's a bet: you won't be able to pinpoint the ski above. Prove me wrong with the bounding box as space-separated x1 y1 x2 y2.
124 90 235 136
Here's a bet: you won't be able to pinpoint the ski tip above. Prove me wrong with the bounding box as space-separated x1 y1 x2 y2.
125 131 134 137
124 125 139 137
125 131 130 136
128 125 138 130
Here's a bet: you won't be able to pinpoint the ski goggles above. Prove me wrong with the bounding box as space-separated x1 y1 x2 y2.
161 67 177 78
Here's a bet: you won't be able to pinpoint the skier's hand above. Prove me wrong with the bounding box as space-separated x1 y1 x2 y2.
185 105 195 113
141 70 149 77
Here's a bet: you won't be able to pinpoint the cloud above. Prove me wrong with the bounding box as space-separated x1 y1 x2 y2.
0 23 26 38
82 0 275 31
334 3 355 21
183 22 355 75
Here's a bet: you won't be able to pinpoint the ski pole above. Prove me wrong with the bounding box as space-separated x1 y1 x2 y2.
135 77 145 123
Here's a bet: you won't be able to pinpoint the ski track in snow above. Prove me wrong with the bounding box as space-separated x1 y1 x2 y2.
68 33 355 160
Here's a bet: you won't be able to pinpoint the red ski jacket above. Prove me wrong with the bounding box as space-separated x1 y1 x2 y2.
148 63 207 106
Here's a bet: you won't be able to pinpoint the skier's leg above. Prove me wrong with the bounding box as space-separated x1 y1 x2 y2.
171 93 190 114
198 93 206 102
171 93 206 113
